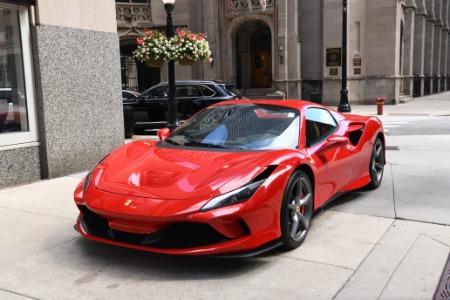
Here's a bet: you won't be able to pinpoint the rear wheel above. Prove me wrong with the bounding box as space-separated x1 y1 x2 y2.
280 170 313 249
366 137 385 189
123 105 135 138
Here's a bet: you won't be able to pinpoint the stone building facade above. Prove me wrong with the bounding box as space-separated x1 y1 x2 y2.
0 0 123 188
118 0 450 105
1 0 449 188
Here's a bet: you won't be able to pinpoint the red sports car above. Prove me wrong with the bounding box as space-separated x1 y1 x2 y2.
74 100 385 256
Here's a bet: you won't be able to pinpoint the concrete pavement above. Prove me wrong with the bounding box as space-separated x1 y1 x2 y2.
0 93 450 299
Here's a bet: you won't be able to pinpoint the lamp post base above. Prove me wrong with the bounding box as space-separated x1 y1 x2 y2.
338 89 351 113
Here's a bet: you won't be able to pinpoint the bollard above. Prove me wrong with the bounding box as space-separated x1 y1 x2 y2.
375 97 385 115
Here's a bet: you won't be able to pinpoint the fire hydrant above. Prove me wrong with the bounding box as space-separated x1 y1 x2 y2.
376 97 385 115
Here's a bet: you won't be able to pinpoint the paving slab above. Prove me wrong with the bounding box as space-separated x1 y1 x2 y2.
0 208 77 266
392 164 450 225
380 234 450 300
0 237 353 300
329 163 395 219
386 135 450 226
0 176 81 219
282 210 393 270
334 219 450 300
0 290 31 300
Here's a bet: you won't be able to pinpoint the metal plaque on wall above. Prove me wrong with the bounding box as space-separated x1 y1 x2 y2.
326 48 342 67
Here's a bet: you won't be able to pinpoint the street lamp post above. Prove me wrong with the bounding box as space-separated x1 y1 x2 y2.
162 0 178 131
338 0 351 113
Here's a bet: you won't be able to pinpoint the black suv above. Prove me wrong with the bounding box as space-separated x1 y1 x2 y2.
123 80 247 137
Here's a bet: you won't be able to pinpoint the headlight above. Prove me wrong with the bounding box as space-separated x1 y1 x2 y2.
200 166 277 212
81 154 108 195
200 180 264 212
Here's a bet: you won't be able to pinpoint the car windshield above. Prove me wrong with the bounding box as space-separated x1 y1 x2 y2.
165 104 300 150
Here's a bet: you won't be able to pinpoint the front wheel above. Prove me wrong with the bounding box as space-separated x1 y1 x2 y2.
280 170 313 249
366 137 385 189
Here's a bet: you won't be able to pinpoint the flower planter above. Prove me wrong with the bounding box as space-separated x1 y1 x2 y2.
177 58 196 66
145 58 164 68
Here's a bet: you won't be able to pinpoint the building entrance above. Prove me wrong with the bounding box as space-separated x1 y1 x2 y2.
120 43 160 93
235 20 272 89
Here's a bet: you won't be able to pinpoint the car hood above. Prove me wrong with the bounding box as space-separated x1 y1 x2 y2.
95 141 267 200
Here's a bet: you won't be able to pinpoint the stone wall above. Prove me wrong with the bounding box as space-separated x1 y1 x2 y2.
32 25 124 178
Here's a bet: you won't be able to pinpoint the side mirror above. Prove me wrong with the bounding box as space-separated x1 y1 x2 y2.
317 135 349 155
157 128 170 141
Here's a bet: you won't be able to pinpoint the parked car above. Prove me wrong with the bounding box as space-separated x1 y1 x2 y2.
122 90 140 101
74 99 385 257
123 80 247 137
122 90 140 137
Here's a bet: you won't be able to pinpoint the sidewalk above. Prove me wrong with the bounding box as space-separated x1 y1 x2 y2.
349 92 450 117
0 94 449 299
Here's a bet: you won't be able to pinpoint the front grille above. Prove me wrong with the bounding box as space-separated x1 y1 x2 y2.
81 208 231 249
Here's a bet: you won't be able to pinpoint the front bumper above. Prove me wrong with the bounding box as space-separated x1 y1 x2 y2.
75 188 283 256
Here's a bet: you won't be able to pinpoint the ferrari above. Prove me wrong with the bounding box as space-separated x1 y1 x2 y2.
74 100 385 256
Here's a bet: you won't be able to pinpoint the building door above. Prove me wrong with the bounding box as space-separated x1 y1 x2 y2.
252 52 272 88
235 20 272 89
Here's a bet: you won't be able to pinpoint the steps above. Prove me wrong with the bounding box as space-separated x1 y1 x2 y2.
244 88 273 99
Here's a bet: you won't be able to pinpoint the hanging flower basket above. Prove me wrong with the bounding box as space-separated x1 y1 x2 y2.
145 58 164 68
133 28 212 66
177 58 196 66
133 30 168 67
167 28 212 64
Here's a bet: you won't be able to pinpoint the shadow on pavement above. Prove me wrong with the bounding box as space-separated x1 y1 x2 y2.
74 238 273 281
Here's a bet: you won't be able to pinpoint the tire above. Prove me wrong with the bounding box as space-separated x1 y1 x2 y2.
366 137 385 189
123 105 135 138
280 170 313 249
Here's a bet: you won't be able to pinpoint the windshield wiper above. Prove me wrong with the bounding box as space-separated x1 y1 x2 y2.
164 138 181 146
184 141 240 149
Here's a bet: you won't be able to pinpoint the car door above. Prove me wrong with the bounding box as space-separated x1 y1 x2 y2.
176 85 199 120
304 107 356 206
133 86 168 128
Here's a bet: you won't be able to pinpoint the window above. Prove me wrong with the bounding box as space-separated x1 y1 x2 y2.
198 85 216 97
305 108 338 147
139 86 167 100
0 4 37 148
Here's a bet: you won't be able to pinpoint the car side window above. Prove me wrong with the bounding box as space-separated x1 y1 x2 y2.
144 86 167 99
305 108 338 147
188 86 201 97
175 86 189 97
198 85 216 97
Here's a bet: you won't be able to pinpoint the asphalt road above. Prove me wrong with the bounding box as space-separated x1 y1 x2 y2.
383 115 450 136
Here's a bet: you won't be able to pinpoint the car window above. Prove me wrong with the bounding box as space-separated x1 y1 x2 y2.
175 85 203 98
122 91 135 101
305 108 338 147
141 86 168 100
224 84 245 98
198 85 216 97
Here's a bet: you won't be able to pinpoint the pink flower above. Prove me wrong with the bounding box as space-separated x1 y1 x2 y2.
177 29 186 38
137 38 144 45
